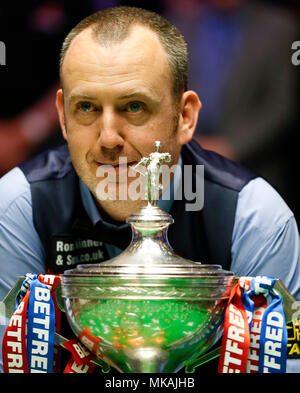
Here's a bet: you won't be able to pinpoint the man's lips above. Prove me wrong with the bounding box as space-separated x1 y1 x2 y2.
96 160 138 175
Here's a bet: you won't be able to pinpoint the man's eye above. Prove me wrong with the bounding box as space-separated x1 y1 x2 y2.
126 101 143 113
78 102 95 112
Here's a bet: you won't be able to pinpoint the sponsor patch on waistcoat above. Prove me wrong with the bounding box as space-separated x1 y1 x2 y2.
50 234 109 273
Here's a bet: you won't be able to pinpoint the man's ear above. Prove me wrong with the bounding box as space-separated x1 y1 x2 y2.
56 89 67 140
177 90 202 146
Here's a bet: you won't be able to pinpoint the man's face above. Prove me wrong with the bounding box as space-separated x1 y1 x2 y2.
57 25 198 220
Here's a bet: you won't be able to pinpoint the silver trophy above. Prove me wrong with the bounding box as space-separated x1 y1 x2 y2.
59 142 295 373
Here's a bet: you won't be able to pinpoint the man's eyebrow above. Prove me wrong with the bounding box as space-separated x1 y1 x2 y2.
68 91 161 104
68 94 97 103
119 91 160 103
119 92 142 99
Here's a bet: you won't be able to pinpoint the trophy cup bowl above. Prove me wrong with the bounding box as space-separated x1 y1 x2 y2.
61 264 234 373
61 142 236 373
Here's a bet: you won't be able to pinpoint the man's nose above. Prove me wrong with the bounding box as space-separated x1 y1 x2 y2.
97 109 124 149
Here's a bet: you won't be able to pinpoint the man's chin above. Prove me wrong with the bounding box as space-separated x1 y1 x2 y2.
95 175 146 203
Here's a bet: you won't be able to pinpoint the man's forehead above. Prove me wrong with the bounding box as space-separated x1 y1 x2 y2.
61 24 172 94
63 24 168 70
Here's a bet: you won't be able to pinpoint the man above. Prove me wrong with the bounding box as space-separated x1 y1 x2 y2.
0 6 299 372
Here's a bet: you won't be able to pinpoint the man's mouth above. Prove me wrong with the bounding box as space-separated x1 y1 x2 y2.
97 160 139 176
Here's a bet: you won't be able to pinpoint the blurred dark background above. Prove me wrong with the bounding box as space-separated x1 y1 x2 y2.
0 0 299 224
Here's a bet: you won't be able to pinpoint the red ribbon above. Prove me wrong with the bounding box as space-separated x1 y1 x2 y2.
63 338 96 373
2 291 30 373
218 283 250 373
